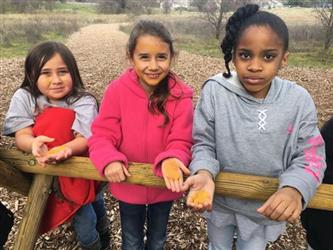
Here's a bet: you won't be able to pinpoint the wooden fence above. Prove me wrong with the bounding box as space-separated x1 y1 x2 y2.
0 149 333 250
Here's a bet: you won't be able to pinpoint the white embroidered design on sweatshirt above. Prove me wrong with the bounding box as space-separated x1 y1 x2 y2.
257 109 267 131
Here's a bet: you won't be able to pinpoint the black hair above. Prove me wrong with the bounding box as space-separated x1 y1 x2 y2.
127 19 176 125
21 41 95 110
221 4 289 78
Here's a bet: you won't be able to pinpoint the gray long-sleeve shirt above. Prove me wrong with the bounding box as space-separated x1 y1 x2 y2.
190 72 326 240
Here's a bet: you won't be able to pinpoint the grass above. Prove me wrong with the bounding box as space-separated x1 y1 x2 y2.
53 2 97 14
268 7 318 25
175 37 221 58
288 50 333 68
0 31 66 58
0 13 128 58
0 42 30 58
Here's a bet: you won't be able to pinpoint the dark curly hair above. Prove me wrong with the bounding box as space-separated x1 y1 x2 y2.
221 4 289 78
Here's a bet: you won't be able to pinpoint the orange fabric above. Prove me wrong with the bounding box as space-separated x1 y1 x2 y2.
32 107 97 234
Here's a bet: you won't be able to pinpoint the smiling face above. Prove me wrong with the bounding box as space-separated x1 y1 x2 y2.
37 53 73 103
233 25 289 99
130 35 172 93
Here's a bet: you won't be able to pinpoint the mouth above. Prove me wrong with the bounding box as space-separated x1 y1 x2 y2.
243 77 265 85
146 73 161 79
50 87 64 91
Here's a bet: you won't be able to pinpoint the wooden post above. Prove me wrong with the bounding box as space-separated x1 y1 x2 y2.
0 159 31 195
13 174 53 250
1 149 333 211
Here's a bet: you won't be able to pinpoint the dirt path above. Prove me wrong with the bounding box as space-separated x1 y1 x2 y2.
1 23 332 250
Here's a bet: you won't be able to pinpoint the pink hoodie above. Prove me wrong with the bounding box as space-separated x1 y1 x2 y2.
89 69 193 204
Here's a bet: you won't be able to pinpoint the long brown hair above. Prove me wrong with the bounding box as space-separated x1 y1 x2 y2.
127 20 176 125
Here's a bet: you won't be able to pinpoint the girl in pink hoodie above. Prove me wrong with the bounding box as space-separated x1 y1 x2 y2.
88 20 193 250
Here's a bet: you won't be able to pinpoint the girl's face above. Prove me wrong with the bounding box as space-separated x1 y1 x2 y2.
130 35 172 93
233 25 289 99
37 53 73 103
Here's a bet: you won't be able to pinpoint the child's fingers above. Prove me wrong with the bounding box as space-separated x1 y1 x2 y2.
269 201 287 220
181 176 195 191
172 179 182 193
177 177 183 191
276 205 293 221
122 166 131 177
178 164 191 176
38 136 55 142
36 157 47 167
288 208 301 223
257 193 276 214
164 176 171 190
169 179 177 192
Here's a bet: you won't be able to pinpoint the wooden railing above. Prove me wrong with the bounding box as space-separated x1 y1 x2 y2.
1 149 333 250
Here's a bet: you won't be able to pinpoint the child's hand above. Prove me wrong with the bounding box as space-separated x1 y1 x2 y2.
161 158 190 193
36 145 72 167
182 170 215 212
257 186 302 222
47 145 72 161
104 161 131 183
31 135 54 158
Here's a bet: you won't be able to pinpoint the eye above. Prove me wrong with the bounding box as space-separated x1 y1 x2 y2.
40 70 51 76
58 69 69 76
264 53 276 61
157 54 168 61
138 54 150 61
239 52 250 60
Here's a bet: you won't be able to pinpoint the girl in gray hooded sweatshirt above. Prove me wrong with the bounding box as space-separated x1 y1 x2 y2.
182 4 326 250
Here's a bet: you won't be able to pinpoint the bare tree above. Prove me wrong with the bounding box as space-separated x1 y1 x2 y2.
161 0 172 14
201 0 246 40
314 0 333 50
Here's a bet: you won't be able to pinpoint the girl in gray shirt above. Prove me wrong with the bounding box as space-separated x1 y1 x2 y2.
183 4 326 250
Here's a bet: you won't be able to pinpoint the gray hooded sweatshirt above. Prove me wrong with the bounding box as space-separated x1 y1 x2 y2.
190 72 326 241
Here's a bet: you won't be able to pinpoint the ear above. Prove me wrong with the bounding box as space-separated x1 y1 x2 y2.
280 51 289 69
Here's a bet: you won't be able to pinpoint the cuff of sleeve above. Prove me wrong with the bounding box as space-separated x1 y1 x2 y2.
94 152 128 177
153 150 190 177
279 175 317 209
189 159 220 179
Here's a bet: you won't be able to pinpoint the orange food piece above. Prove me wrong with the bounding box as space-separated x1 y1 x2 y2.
164 160 181 180
190 190 210 205
48 145 67 155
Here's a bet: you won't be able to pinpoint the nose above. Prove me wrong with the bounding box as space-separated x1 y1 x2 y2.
148 59 158 70
50 73 61 84
247 58 262 72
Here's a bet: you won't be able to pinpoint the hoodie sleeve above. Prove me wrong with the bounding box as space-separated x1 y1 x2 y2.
279 90 326 207
189 81 220 178
88 83 128 177
153 87 194 176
